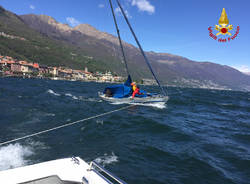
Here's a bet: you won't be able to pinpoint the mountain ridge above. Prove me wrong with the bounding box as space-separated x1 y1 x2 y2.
1 5 250 91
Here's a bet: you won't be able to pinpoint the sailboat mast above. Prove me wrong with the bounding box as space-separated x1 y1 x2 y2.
108 0 130 76
115 0 167 96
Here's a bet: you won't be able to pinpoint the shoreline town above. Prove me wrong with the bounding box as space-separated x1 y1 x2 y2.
0 55 125 83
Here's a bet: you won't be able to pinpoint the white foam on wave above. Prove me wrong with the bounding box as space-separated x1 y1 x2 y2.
96 120 104 125
26 140 50 151
45 113 55 117
47 89 61 96
218 103 233 106
0 143 34 171
25 111 55 125
135 102 166 109
79 97 102 102
72 96 78 100
25 116 41 124
65 93 73 97
65 93 79 100
94 152 118 166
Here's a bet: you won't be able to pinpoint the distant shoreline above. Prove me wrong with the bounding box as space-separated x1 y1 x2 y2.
0 74 123 84
1 74 239 93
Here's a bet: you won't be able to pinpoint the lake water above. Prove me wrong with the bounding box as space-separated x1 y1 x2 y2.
0 78 249 184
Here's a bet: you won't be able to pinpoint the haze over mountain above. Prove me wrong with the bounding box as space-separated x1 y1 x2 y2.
1 5 250 91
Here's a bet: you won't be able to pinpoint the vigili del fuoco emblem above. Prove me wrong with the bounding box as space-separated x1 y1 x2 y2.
208 8 240 42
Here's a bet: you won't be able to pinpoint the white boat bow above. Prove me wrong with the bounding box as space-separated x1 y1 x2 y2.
0 157 126 184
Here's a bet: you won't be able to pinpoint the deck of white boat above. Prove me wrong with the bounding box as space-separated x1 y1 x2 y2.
21 175 79 184
0 157 120 184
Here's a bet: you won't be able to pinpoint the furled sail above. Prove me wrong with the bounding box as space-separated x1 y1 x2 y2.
103 75 132 98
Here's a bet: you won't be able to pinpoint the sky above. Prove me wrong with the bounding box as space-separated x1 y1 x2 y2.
0 0 250 73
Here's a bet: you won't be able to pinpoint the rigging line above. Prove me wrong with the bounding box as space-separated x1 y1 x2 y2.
109 0 130 76
115 0 167 96
0 105 135 147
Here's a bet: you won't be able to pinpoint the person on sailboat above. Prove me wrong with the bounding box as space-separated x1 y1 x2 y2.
105 88 113 97
131 82 143 98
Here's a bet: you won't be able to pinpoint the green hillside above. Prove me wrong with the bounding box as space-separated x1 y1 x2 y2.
0 6 117 73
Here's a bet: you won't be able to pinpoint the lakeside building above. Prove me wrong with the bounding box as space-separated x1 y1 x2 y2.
38 65 50 76
50 67 59 76
99 71 113 82
96 71 125 82
11 62 39 75
10 63 22 73
72 70 86 80
142 78 157 85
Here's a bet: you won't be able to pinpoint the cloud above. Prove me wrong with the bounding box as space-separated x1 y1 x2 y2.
131 0 155 14
232 65 250 75
98 4 105 8
66 17 81 27
115 7 132 19
29 5 35 10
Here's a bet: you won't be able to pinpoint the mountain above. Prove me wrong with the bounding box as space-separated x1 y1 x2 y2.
19 14 143 77
20 13 250 91
1 5 250 91
0 6 117 72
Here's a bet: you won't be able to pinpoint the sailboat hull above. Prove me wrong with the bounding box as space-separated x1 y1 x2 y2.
99 93 169 104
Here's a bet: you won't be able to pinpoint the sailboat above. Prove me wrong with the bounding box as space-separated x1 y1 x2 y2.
99 0 169 105
0 1 166 183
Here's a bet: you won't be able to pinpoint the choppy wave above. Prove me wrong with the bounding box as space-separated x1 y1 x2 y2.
132 102 166 109
94 152 118 166
79 97 102 102
65 93 79 100
47 89 61 96
0 139 50 172
65 93 73 97
26 140 50 151
96 120 104 125
65 93 102 102
1 78 250 184
24 111 56 125
0 143 33 171
45 113 55 117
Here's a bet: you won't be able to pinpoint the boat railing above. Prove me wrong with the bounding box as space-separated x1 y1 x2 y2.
88 161 127 184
